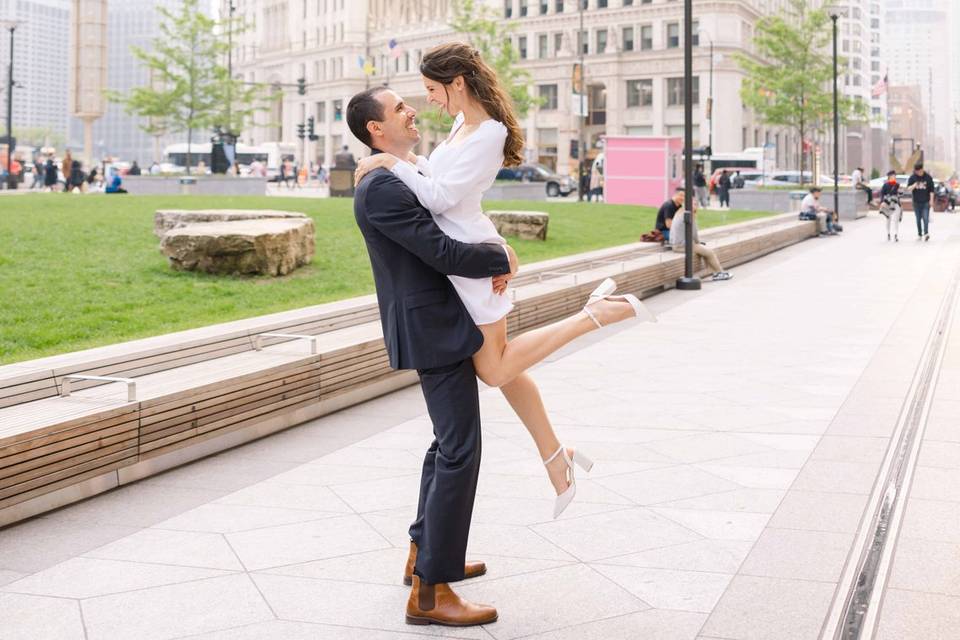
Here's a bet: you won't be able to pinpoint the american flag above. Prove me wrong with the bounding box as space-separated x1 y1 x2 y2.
871 74 888 98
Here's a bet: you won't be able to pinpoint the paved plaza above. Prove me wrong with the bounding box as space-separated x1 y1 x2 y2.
2 212 960 639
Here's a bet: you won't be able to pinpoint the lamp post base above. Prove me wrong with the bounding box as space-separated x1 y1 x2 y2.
675 276 702 291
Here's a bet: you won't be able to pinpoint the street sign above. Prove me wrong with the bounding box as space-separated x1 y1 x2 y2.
572 93 587 117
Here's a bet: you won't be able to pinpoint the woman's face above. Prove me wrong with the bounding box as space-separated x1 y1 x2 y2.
422 76 463 117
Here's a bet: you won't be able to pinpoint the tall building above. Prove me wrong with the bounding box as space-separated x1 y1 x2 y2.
68 0 182 164
229 0 803 175
884 0 954 166
0 0 72 145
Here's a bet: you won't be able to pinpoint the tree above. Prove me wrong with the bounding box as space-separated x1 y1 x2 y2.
108 0 272 173
416 0 540 136
735 0 867 184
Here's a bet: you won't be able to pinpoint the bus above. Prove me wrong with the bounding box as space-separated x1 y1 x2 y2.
162 142 296 176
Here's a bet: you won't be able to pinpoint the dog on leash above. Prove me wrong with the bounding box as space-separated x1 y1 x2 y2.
878 194 902 242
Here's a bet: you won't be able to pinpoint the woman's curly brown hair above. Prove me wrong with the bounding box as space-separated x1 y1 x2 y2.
420 43 525 167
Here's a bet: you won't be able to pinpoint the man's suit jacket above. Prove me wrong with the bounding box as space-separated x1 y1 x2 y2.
354 168 511 371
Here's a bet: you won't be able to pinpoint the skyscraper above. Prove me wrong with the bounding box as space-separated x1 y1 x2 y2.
0 0 72 145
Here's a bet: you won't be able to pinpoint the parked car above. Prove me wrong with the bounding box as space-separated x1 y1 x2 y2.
708 167 761 191
868 174 951 211
497 163 576 197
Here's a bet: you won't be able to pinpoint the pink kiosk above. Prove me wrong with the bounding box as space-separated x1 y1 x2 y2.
604 135 684 207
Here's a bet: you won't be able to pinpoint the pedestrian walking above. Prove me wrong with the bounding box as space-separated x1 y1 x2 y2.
693 164 709 208
62 151 73 191
717 170 732 208
906 162 935 241
43 157 57 191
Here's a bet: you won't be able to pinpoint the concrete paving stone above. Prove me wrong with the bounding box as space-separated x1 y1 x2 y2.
649 507 770 541
706 449 812 469
530 507 702 562
469 435 538 462
908 466 960 502
354 430 442 450
693 464 798 490
733 419 832 435
899 499 960 543
469 496 632 526
476 472 633 505
1 557 233 599
465 522 579 562
252 573 490 638
767 490 869 534
593 539 753 574
700 575 836 640
590 563 733 613
540 423 707 445
0 520 140 574
140 456 295 491
327 473 423 513
655 487 787 513
81 573 274 640
810 435 891 464
151 502 342 533
223 428 357 463
534 440 677 464
838 394 906 417
917 440 960 468
593 465 741 505
178 619 460 640
923 418 960 443
825 411 898 437
455 563 647 640
736 432 822 452
677 407 799 432
874 588 960 640
0 592 85 640
481 455 665 479
739 527 854 582
214 480 355 512
644 432 772 464
265 462 418 488
85 528 244 570
519 609 707 640
790 459 881 494
359 510 419 548
888 537 960 597
0 569 25 586
225 514 391 571
39 483 226 528
306 444 426 470
345 387 428 419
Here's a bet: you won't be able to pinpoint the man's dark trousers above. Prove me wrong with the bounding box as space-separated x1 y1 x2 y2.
915 201 930 236
408 358 482 584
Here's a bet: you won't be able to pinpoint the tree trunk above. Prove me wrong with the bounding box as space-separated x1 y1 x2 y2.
799 112 806 187
186 126 193 177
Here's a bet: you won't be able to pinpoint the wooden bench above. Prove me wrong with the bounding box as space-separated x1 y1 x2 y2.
0 214 816 526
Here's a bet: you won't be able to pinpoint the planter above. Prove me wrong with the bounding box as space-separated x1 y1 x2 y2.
123 175 267 196
483 182 546 202
731 187 867 220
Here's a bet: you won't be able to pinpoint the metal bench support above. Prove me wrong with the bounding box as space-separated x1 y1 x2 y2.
253 333 318 355
60 375 137 403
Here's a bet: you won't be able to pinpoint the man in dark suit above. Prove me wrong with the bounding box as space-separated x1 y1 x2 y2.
347 87 516 628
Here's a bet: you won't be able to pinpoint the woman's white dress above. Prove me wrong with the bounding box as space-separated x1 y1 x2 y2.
389 114 514 325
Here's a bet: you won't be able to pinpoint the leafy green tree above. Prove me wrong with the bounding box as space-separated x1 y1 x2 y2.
417 0 540 135
108 0 273 173
736 0 867 184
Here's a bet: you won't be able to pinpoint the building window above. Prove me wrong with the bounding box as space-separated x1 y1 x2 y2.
537 128 558 171
554 32 563 54
333 99 343 121
596 30 607 54
518 35 528 59
540 0 548 14
622 27 634 52
555 0 564 11
316 101 326 122
623 0 633 4
640 25 653 50
520 0 528 16
504 0 512 18
598 0 608 7
667 23 680 48
538 34 548 58
539 84 559 110
666 77 699 106
691 21 699 46
626 79 653 107
578 30 588 55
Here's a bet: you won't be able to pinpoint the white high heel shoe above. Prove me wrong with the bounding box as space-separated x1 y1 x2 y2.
583 278 657 327
544 446 595 519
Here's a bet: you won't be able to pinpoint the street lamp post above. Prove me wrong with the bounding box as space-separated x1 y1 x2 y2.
698 29 714 161
831 13 839 217
4 24 15 191
676 0 701 290
577 4 585 202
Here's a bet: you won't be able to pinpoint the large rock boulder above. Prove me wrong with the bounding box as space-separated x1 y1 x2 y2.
154 209 308 237
485 210 550 241
160 218 315 276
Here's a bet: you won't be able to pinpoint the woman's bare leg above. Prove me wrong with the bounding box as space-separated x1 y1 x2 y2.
473 297 634 389
498 372 575 495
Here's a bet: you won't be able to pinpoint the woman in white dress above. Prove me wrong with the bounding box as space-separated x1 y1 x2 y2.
355 43 652 517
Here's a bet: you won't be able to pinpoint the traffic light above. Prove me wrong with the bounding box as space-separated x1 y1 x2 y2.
297 123 306 140
297 77 306 95
307 116 316 140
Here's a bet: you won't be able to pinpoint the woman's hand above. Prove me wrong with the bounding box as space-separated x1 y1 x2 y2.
354 154 399 184
406 151 419 164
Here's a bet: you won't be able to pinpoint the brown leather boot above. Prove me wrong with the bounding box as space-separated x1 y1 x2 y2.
405 575 498 626
403 541 486 586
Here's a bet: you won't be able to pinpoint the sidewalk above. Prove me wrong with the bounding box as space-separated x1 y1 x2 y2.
1 212 958 639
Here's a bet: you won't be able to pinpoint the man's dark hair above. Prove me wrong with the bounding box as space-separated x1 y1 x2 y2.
810 187 822 194
887 170 896 176
346 87 388 149
915 162 924 170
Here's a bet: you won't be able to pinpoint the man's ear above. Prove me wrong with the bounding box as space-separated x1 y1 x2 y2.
366 120 382 141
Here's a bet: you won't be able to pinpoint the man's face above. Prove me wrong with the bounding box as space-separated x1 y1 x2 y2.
368 90 420 149
673 192 685 207
915 168 925 177
813 191 821 201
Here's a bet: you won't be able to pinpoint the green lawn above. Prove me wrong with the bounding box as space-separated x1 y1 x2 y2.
0 194 771 364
